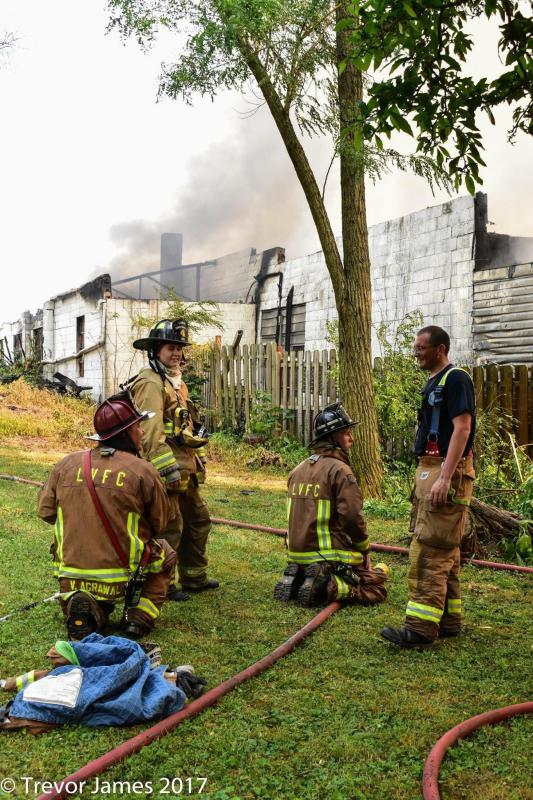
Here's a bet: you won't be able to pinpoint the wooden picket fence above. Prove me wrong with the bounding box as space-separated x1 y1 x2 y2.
473 364 533 454
190 344 533 455
191 342 338 443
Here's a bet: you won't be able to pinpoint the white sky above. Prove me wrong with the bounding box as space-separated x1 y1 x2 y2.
1 1 532 322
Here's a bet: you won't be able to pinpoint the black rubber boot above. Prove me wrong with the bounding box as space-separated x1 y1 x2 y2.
122 621 151 640
182 579 220 593
296 563 331 607
66 593 97 641
438 628 460 638
166 586 190 602
380 626 433 648
274 564 305 602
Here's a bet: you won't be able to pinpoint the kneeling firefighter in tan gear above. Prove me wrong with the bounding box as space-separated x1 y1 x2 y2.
274 403 389 607
37 398 176 640
128 319 218 601
381 325 476 648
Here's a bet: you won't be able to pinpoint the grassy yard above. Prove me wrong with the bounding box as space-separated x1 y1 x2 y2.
0 444 531 800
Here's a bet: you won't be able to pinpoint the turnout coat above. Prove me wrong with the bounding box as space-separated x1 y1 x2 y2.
286 449 370 566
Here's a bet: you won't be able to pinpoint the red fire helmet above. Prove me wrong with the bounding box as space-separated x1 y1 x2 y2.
86 398 154 442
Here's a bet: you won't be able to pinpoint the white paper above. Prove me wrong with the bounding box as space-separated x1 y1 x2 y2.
22 668 83 708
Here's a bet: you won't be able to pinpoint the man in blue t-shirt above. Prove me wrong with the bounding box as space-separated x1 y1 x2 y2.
381 325 476 648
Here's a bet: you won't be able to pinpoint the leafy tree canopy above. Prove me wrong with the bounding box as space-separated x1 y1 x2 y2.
345 0 532 193
107 0 450 195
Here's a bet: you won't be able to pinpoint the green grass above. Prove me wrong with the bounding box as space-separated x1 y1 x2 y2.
0 445 532 800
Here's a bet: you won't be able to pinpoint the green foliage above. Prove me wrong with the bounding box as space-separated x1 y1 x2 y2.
248 391 293 437
373 311 425 461
165 291 224 333
346 0 532 192
328 311 425 463
209 430 307 472
131 290 224 337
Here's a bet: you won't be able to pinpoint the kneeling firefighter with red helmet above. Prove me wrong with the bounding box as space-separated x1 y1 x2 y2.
128 319 218 601
38 398 176 640
274 403 389 607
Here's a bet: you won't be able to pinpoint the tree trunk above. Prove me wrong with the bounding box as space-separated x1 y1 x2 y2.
239 20 382 496
335 5 382 496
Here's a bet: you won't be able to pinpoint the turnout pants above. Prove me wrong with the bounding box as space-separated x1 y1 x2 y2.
328 565 388 605
59 539 176 631
405 455 475 640
161 478 211 589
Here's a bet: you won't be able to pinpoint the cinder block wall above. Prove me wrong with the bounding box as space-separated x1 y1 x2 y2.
104 299 256 396
259 195 476 362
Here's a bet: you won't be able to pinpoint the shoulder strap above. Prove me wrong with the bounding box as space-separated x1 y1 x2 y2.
428 366 468 442
83 450 150 570
438 366 470 387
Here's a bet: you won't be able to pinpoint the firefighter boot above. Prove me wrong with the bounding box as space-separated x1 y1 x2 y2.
122 620 151 640
274 564 306 602
66 592 99 641
297 563 332 607
380 626 433 649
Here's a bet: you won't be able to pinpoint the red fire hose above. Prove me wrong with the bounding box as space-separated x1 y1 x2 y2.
211 516 533 574
0 476 531 573
36 602 342 800
422 702 533 800
1 473 531 796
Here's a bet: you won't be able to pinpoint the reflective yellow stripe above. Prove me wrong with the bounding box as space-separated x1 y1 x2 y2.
151 452 177 470
439 367 470 387
451 497 470 507
197 446 207 459
317 499 331 550
287 548 364 565
406 601 443 623
146 549 164 574
180 566 206 577
286 497 292 521
333 575 351 600
132 597 159 619
16 671 36 691
352 536 370 552
163 422 174 435
127 512 143 572
447 598 462 614
55 506 64 565
57 566 129 582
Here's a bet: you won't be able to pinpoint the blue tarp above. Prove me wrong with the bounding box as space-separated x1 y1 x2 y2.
9 634 186 727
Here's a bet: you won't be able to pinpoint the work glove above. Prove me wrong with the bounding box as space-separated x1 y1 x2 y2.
170 666 207 700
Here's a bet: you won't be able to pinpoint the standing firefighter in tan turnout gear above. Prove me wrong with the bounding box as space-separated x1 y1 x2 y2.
381 325 476 648
274 403 389 607
37 397 176 640
129 319 218 600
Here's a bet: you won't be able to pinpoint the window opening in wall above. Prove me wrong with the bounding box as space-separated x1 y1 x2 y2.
32 328 43 361
76 315 85 378
13 333 23 360
261 303 305 351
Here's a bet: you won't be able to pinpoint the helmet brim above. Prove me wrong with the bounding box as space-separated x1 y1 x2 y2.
86 409 155 441
133 337 192 351
308 420 358 448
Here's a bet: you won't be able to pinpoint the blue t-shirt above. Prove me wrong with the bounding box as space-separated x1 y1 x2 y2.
414 365 476 457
